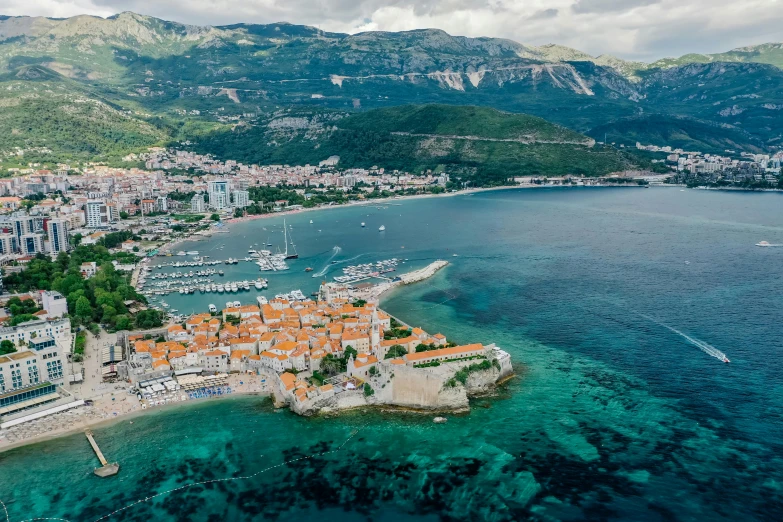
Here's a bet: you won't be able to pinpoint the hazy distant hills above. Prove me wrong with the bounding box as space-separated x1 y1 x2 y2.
0 12 781 176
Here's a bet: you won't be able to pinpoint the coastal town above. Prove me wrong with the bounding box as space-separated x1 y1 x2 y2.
2 138 778 451
634 142 783 187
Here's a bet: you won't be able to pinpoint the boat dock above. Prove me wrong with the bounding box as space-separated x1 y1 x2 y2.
85 429 119 477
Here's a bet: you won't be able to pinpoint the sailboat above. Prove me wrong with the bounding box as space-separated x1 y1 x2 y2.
283 219 299 259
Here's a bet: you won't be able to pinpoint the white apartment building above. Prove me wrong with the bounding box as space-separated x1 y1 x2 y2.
47 218 69 254
232 190 250 208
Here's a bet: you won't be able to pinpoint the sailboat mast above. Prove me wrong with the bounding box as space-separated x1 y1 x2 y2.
283 219 288 257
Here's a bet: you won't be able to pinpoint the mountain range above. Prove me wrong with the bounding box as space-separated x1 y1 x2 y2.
1 12 781 179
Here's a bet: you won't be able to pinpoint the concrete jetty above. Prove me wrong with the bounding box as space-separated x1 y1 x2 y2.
85 429 119 477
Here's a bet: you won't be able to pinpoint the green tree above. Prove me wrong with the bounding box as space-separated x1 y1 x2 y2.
114 315 132 331
363 383 375 397
210 213 220 221
75 296 93 323
0 340 16 355
385 344 407 359
119 211 129 219
344 345 358 360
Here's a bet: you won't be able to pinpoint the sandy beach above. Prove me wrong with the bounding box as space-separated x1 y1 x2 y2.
0 374 270 453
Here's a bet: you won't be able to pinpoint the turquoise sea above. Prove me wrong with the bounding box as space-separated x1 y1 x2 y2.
2 187 783 521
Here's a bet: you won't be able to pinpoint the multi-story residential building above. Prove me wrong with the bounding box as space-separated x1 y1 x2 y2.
46 218 69 254
140 199 155 215
190 194 206 212
0 318 72 349
85 200 117 228
20 233 44 255
0 233 17 255
41 291 68 318
232 190 250 208
208 180 229 210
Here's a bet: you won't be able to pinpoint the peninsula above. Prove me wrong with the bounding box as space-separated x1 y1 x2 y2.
128 262 513 417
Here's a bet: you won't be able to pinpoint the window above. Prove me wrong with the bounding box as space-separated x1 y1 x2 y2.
0 373 4 393
11 369 22 388
46 360 63 380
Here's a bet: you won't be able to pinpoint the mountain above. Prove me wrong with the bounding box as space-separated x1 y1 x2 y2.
193 104 639 183
650 43 783 71
588 114 766 154
0 65 165 163
0 12 781 175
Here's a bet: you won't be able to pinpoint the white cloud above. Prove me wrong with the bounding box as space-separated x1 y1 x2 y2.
2 0 782 61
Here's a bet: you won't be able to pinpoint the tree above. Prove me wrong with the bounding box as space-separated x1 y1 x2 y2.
135 309 163 329
75 296 93 323
368 365 379 377
344 345 358 360
120 211 129 219
0 340 16 355
210 213 220 221
415 343 431 353
114 315 132 331
233 208 243 218
385 344 407 359
363 383 374 397
320 355 343 376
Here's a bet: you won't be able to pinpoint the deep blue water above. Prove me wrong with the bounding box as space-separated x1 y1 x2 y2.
1 187 783 522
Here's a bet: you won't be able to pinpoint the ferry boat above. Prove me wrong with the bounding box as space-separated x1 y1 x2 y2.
379 225 386 231
208 304 217 313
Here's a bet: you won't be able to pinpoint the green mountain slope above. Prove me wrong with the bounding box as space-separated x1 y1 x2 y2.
0 66 166 162
588 115 766 153
0 12 780 164
195 105 633 183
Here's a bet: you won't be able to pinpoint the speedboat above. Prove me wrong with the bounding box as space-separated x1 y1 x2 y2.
723 356 730 364
361 222 365 227
379 225 385 231
310 220 314 224
233 300 241 308
208 304 217 313
756 241 772 247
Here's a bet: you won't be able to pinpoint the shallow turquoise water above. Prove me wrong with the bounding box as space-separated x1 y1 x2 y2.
2 187 783 521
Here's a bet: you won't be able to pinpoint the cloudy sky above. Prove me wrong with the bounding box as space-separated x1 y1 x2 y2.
3 0 782 61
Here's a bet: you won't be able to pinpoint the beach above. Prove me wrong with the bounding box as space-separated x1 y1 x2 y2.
0 373 270 453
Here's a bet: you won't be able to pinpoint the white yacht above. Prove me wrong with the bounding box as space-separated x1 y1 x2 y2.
361 222 366 227
217 285 224 293
230 283 239 292
233 300 241 308
756 241 772 247
255 280 264 290
243 281 250 291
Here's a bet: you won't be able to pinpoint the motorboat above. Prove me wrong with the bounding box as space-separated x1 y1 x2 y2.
361 222 365 227
756 241 772 247
379 225 385 231
255 280 264 290
208 304 217 313
233 300 241 308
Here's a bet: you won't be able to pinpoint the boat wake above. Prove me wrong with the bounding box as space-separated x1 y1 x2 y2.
312 247 342 277
642 315 729 363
